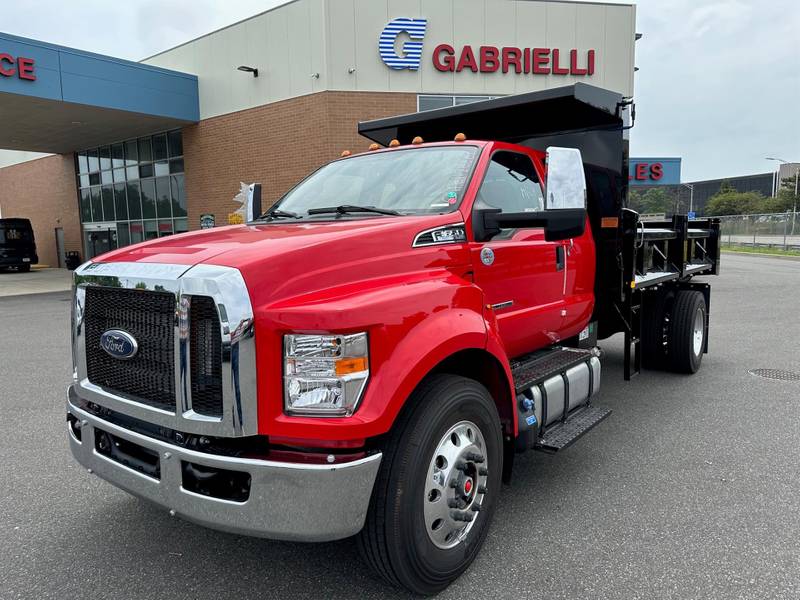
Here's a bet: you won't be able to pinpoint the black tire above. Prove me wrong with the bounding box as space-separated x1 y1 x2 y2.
357 374 503 596
17 264 30 273
641 290 673 369
667 290 706 374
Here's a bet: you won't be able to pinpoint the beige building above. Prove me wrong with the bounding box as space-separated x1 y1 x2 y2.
0 0 636 267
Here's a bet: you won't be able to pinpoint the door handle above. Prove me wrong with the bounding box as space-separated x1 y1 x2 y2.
555 245 565 271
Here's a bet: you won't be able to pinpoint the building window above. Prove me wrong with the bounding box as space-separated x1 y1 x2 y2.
417 94 501 112
75 130 187 259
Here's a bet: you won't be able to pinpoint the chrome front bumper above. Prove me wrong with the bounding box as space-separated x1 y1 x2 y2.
67 386 382 542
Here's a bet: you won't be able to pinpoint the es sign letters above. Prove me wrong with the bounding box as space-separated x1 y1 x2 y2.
0 53 36 81
628 158 682 187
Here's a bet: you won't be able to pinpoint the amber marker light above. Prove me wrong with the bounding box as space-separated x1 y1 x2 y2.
389 139 400 147
335 357 369 376
454 133 467 142
412 136 424 145
368 143 380 151
341 150 352 157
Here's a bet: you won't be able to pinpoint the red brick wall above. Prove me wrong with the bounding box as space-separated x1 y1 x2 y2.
0 91 418 262
0 154 81 267
182 91 417 228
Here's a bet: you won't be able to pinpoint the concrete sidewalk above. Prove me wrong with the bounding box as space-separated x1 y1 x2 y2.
0 267 72 297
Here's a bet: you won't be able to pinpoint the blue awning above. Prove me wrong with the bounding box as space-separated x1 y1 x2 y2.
0 32 199 153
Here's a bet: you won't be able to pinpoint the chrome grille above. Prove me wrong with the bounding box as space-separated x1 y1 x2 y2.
84 286 176 411
74 261 258 438
189 296 223 416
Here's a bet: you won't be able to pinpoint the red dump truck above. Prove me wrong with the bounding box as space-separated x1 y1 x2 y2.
67 84 720 595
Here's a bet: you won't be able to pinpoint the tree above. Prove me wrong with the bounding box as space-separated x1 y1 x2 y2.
627 187 675 215
762 176 800 213
704 180 766 216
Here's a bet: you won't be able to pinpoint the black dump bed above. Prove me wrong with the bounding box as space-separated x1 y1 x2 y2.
359 83 625 171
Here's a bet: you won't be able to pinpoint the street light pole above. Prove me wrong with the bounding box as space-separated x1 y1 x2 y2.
681 183 694 215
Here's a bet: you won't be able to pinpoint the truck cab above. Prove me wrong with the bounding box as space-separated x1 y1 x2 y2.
66 84 720 596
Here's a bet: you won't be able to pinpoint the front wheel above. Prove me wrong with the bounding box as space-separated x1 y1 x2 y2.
358 374 503 596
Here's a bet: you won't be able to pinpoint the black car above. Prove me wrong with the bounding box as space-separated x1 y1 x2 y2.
0 218 38 272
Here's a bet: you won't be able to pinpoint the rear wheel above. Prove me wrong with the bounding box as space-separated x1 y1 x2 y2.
641 290 672 369
667 290 706 374
358 374 503 596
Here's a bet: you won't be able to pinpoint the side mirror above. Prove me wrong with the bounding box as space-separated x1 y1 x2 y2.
473 204 586 242
545 147 587 210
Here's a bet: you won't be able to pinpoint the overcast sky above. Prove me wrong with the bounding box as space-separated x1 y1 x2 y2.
3 0 798 181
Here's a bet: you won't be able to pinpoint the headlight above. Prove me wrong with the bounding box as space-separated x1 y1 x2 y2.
284 333 369 417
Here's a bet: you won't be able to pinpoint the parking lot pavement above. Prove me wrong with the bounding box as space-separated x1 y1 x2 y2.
0 267 72 297
2 253 799 600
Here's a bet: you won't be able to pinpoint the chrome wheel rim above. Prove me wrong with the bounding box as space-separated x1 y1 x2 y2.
423 420 488 550
693 308 705 356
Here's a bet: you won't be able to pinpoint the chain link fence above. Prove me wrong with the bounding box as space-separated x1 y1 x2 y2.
717 212 800 251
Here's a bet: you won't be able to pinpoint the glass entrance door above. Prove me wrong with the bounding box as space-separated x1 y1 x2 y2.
83 223 118 260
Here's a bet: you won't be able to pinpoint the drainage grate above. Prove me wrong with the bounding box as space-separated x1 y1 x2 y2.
749 368 800 382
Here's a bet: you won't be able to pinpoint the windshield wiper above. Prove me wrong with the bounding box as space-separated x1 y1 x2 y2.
307 205 400 216
259 208 301 220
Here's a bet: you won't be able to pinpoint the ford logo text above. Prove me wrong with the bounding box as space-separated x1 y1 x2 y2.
100 329 138 360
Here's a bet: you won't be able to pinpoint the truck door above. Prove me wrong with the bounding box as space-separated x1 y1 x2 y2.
470 150 565 358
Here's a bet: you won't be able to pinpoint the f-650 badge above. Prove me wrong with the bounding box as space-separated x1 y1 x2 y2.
100 329 138 360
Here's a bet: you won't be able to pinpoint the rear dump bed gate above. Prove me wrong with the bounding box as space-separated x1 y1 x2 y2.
620 210 721 380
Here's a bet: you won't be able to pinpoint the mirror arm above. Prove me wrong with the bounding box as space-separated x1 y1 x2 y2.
487 212 549 229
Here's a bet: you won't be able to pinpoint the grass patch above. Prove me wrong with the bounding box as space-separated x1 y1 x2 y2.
722 244 800 257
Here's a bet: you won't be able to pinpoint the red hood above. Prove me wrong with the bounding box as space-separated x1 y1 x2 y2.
94 214 469 304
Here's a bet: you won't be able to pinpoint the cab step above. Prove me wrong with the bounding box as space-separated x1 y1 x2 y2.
511 347 597 393
534 405 612 454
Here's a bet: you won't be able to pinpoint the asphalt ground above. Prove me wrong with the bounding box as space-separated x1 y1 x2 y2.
1 253 799 599
0 268 72 298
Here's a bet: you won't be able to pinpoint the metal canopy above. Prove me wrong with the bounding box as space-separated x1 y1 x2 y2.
0 93 196 153
358 83 625 147
0 32 198 153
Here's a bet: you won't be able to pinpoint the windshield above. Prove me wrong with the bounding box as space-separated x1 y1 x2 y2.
271 146 479 217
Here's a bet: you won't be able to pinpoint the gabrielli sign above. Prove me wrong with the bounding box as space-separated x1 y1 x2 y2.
628 158 682 187
379 18 596 77
0 53 36 80
434 45 595 75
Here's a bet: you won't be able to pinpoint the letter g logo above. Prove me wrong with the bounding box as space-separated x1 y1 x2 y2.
379 18 427 70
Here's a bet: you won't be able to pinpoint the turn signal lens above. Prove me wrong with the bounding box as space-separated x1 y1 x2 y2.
335 356 368 376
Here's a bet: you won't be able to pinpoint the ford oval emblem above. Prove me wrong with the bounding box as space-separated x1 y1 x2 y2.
480 247 495 266
100 329 138 360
